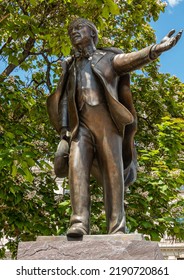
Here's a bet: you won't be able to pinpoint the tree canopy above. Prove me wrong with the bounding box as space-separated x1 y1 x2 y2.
0 0 183 258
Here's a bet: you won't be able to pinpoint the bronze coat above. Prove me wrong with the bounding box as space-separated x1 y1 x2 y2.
47 47 152 184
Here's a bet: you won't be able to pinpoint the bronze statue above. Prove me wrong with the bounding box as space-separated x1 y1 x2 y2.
47 18 182 237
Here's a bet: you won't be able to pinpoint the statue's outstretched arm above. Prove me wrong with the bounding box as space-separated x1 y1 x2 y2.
113 29 183 74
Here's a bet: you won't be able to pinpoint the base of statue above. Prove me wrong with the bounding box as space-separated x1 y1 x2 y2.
17 234 163 260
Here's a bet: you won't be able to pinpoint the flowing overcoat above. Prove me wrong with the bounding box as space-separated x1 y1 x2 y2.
47 47 152 186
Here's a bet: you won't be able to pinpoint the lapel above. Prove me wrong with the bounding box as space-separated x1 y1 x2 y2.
91 50 106 68
91 50 134 127
67 60 76 98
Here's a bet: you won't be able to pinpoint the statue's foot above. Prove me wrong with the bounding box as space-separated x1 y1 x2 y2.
108 227 125 234
66 224 88 237
113 231 125 234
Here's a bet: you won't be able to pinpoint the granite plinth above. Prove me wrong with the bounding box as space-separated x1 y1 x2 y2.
17 234 163 260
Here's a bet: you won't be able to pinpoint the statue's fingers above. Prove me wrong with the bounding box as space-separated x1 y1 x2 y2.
160 29 176 43
167 29 175 38
175 29 183 44
163 37 176 50
170 37 177 47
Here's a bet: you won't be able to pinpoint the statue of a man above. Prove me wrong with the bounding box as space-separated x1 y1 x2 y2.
47 18 182 237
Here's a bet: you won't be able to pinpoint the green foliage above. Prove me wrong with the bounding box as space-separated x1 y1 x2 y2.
125 73 184 241
0 0 183 258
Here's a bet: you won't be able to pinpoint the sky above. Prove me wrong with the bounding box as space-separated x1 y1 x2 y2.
151 0 184 82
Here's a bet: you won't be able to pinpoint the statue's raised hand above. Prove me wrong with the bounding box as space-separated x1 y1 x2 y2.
150 29 183 59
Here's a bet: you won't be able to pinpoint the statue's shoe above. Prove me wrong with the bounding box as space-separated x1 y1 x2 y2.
66 224 88 237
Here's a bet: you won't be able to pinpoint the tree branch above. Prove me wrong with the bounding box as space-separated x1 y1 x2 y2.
0 37 13 54
0 37 35 81
29 48 51 56
42 53 52 92
0 14 10 23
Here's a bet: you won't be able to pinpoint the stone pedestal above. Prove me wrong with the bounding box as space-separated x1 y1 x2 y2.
17 234 163 260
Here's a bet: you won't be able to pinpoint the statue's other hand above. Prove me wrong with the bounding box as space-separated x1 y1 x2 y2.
156 29 183 53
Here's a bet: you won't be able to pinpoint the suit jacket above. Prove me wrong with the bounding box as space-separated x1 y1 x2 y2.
47 46 153 185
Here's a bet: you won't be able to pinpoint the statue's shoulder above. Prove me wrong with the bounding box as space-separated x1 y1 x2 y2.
98 47 124 54
98 48 131 82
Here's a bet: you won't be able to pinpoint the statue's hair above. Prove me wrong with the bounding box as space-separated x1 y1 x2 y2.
68 18 98 45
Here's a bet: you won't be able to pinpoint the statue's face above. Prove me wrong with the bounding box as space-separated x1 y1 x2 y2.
70 23 93 48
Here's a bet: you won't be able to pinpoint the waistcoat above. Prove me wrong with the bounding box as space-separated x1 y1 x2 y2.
75 58 105 111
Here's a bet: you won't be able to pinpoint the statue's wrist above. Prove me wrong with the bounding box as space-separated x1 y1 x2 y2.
150 44 161 60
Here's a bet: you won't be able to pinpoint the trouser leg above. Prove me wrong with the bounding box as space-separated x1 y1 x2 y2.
96 132 126 234
83 103 126 234
68 125 94 235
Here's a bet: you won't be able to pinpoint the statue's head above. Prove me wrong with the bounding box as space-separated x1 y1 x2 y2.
68 18 98 47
